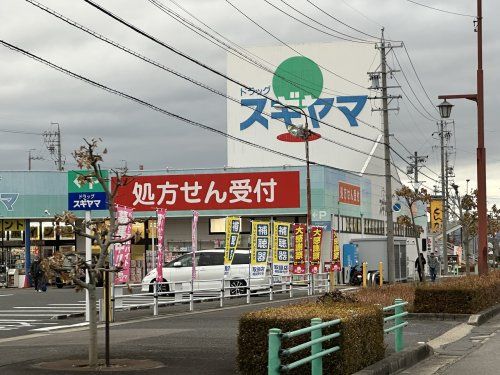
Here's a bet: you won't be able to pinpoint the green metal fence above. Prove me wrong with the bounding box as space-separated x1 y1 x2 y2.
268 318 341 374
383 298 409 352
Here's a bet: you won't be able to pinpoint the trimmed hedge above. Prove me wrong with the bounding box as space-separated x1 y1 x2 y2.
414 272 500 314
237 302 384 375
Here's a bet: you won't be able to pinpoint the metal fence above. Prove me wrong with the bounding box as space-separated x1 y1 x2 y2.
268 318 341 374
100 273 332 320
383 298 409 352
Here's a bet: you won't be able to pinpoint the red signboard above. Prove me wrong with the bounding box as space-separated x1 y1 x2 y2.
292 223 306 274
338 181 361 205
114 171 300 211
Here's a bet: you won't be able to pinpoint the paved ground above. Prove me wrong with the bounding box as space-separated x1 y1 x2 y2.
397 313 500 374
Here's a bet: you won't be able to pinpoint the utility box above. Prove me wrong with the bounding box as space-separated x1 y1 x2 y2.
8 269 19 288
350 238 408 282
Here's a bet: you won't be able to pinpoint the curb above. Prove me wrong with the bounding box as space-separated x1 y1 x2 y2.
468 302 500 326
54 312 84 320
354 344 433 375
406 312 469 321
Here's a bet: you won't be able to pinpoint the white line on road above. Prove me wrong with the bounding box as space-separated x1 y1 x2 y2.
0 294 14 297
0 314 75 317
13 307 83 310
31 322 88 332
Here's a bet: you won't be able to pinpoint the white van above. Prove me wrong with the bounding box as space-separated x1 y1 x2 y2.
141 249 268 295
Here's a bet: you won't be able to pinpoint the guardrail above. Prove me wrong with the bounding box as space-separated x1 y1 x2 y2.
268 318 341 374
383 298 409 352
100 272 333 321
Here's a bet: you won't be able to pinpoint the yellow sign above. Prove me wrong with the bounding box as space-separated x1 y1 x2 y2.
430 199 443 233
250 221 270 278
224 216 241 275
272 222 290 275
0 219 25 231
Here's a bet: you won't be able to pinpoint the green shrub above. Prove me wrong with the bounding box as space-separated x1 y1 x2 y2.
237 302 384 375
414 272 500 314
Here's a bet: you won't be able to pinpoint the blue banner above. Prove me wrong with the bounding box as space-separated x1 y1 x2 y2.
68 192 107 211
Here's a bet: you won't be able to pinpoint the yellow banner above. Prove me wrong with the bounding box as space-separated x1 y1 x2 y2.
430 199 443 233
224 216 241 275
272 222 291 275
250 221 270 278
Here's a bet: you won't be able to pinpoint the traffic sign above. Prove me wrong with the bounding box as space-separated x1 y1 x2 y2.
68 170 108 211
68 170 108 193
392 203 402 212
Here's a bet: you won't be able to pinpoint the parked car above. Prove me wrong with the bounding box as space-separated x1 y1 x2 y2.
141 249 268 295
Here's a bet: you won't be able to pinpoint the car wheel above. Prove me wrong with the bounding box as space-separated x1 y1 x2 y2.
229 279 247 296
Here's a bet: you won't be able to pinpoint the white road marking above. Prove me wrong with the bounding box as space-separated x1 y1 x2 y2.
31 322 88 332
13 307 83 310
0 294 14 297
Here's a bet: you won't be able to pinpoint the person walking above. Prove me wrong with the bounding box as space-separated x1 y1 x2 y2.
428 252 439 282
415 253 426 282
29 257 44 292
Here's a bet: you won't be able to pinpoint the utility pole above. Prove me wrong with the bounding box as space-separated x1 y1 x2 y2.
369 30 402 283
407 152 428 192
28 149 44 171
43 122 64 171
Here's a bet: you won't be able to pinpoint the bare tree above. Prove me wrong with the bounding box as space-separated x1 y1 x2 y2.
395 185 431 282
53 138 133 367
487 204 499 265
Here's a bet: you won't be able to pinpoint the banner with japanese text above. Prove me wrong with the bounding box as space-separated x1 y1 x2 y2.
292 224 306 274
224 216 241 276
250 221 270 278
331 229 341 271
155 208 167 282
272 222 291 275
309 226 324 274
192 211 199 280
113 171 299 211
113 205 134 284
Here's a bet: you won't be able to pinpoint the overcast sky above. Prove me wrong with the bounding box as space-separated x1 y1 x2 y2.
0 0 498 205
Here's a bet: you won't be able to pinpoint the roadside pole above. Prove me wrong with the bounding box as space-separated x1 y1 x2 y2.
85 210 91 322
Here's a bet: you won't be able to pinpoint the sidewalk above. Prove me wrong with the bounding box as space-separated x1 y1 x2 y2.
398 312 500 374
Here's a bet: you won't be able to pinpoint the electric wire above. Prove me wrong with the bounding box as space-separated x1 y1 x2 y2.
305 0 381 40
340 0 385 28
392 49 439 121
147 0 347 97
275 0 376 43
405 0 475 18
82 0 384 145
26 0 386 164
223 0 368 90
0 128 43 135
0 39 394 179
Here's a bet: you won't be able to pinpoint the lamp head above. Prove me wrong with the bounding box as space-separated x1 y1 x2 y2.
437 99 453 119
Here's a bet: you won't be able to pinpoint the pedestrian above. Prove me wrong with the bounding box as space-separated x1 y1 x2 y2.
29 257 44 292
414 253 426 282
428 252 439 282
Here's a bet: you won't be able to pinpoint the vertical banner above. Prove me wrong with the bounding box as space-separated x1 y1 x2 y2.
250 221 270 278
114 205 134 284
430 199 443 233
224 216 241 276
192 211 199 280
156 208 167 282
292 224 306 274
309 226 324 274
331 229 341 271
272 222 291 275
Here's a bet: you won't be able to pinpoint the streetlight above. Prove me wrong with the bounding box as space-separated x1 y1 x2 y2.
274 104 314 277
437 100 453 119
437 0 487 275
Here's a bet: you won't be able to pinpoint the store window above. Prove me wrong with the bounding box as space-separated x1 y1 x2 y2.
30 222 40 240
42 222 56 240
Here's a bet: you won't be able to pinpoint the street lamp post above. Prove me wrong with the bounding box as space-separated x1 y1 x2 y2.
438 0 488 275
275 105 313 278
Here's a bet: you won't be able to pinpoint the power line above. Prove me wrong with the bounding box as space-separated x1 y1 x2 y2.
0 128 43 135
27 0 384 163
340 0 384 28
0 38 392 179
305 0 380 40
223 0 368 89
82 0 380 144
405 0 475 18
272 0 376 43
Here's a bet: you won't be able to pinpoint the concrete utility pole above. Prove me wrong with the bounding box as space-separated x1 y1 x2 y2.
408 152 428 192
43 122 64 171
28 149 43 171
369 30 402 283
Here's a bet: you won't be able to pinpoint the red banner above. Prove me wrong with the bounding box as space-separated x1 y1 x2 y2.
113 171 300 211
156 208 167 282
292 224 306 274
192 211 199 280
114 205 133 284
309 226 323 274
339 181 361 205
